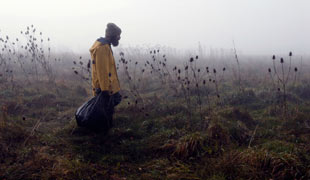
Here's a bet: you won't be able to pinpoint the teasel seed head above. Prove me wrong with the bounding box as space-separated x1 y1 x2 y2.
87 60 91 69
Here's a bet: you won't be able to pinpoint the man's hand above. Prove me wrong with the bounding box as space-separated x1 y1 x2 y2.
95 88 102 95
95 88 112 97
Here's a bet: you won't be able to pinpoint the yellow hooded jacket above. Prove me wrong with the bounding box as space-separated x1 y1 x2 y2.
89 38 120 96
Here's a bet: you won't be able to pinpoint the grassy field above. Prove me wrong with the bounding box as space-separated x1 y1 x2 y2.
1 32 310 179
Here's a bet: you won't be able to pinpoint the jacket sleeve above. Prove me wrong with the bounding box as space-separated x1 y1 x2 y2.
95 46 112 92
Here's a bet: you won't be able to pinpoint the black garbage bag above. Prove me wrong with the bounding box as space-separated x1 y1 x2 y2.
75 91 115 132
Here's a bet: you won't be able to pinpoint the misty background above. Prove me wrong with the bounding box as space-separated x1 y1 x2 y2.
0 0 309 55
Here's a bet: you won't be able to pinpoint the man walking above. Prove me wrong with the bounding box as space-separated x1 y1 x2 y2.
89 23 122 132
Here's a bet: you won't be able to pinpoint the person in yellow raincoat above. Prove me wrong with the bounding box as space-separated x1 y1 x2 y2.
89 23 122 131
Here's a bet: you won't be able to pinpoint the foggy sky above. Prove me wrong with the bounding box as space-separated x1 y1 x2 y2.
0 0 309 55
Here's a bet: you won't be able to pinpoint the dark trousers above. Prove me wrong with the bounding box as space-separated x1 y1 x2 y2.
95 89 122 129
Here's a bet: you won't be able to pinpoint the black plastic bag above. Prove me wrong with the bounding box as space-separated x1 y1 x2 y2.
75 91 113 132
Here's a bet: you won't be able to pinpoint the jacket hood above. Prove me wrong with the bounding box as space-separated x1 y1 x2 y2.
89 37 110 54
97 37 110 45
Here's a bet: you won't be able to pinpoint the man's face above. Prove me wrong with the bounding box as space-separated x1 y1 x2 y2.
111 34 121 47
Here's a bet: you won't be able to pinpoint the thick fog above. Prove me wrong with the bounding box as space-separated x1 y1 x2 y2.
0 0 309 55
